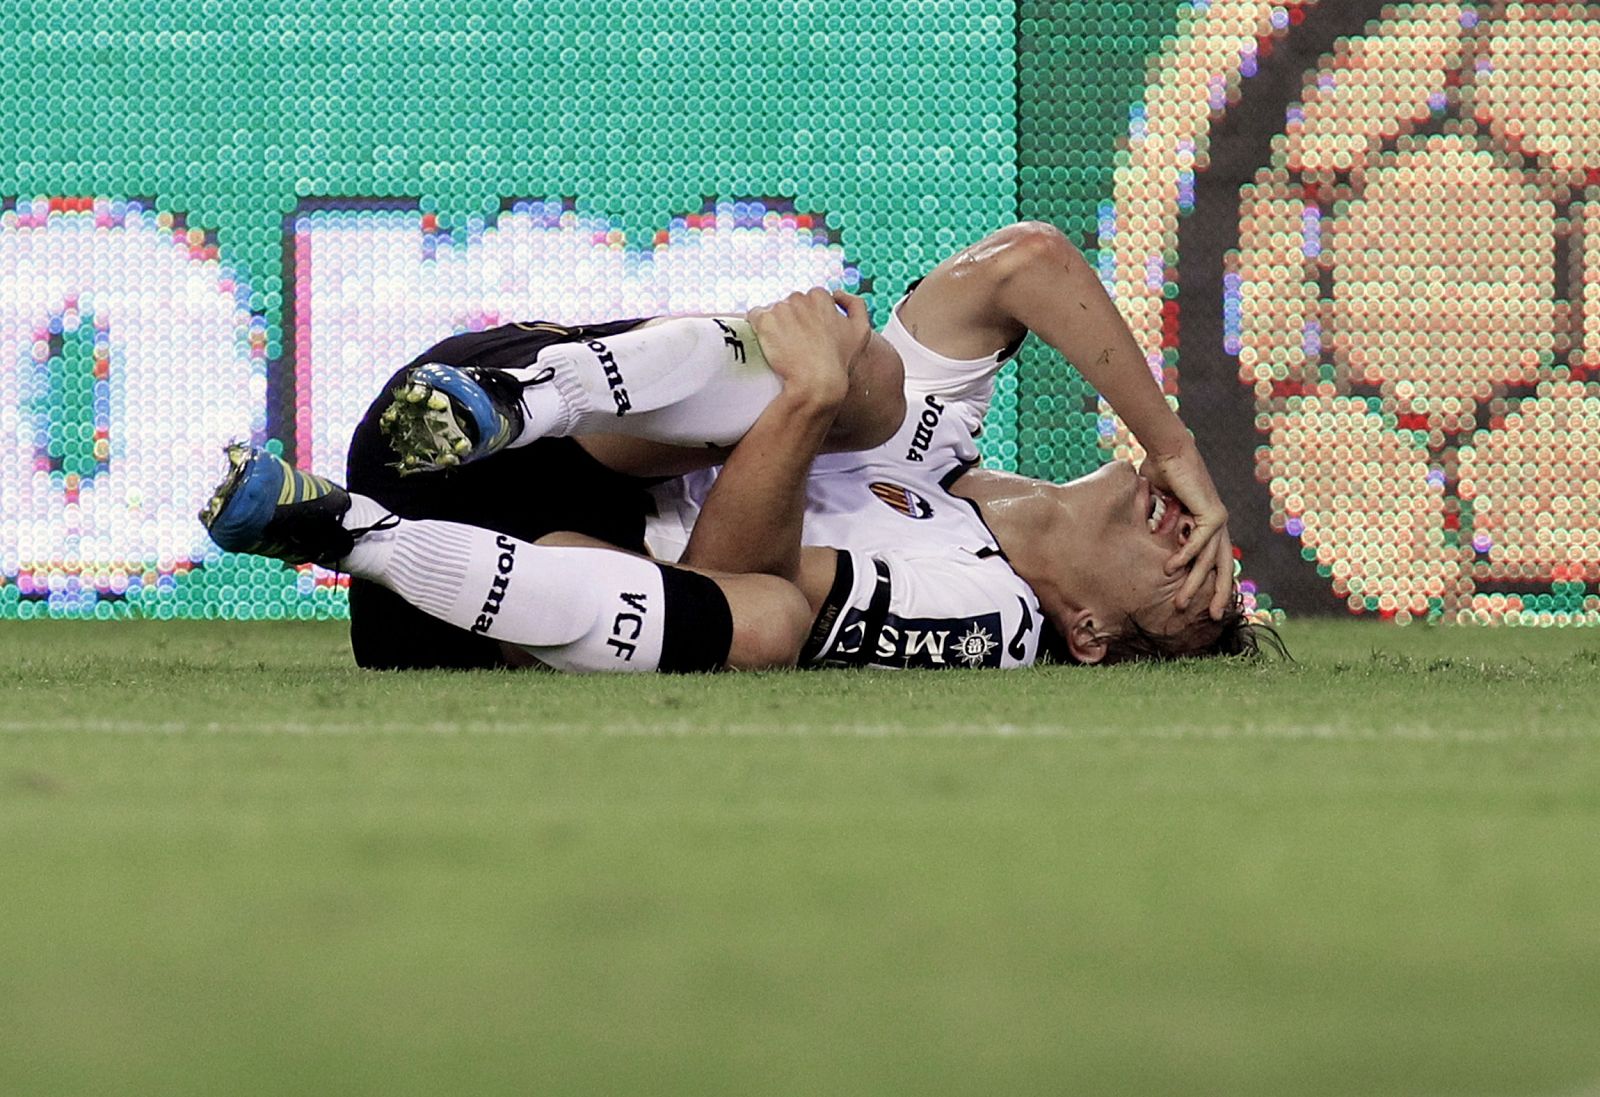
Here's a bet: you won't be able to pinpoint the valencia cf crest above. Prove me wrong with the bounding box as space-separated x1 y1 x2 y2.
869 481 934 520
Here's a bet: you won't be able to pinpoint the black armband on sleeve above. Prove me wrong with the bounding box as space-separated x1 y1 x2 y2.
799 549 854 665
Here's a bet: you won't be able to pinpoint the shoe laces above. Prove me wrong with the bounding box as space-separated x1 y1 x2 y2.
348 512 401 540
470 365 556 409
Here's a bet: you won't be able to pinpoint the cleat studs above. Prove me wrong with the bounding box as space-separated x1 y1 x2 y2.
427 392 449 411
380 406 398 425
453 439 472 455
437 453 459 467
402 383 427 404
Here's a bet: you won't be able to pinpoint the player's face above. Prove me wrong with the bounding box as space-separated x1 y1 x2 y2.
1069 459 1218 651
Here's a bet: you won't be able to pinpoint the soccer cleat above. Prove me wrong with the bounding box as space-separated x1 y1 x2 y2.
378 362 554 475
198 443 358 567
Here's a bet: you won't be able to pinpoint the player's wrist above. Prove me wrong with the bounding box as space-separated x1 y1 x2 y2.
775 370 849 414
1137 421 1196 463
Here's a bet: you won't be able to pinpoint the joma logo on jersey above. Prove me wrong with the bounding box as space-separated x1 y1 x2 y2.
869 481 934 520
470 534 519 634
585 338 631 416
904 394 946 462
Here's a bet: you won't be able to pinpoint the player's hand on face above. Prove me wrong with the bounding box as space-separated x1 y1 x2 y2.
747 288 871 408
1141 438 1236 620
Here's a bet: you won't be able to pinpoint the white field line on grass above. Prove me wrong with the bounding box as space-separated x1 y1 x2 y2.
1452 1083 1600 1097
0 717 1597 743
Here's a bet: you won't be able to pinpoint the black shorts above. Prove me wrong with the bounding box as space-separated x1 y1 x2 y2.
344 318 658 670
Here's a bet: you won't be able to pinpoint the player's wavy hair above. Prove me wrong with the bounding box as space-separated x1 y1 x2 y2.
1038 589 1288 666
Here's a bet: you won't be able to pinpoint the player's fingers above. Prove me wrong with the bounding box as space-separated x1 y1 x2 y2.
1176 532 1232 615
1165 538 1202 577
1207 533 1236 620
806 286 838 314
834 292 871 355
833 290 868 323
1172 544 1212 612
1164 515 1220 576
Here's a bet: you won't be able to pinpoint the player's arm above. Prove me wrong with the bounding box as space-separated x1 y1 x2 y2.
895 222 1234 620
678 288 870 583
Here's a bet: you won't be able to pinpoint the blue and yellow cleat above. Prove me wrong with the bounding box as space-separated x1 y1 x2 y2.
198 443 356 566
378 362 547 475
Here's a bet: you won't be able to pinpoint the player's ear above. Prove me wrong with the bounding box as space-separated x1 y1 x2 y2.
1065 608 1108 665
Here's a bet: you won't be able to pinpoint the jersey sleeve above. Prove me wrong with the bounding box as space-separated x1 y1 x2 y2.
804 547 1042 670
879 296 1015 439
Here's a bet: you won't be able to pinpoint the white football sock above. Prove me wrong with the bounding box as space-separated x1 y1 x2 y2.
337 493 399 578
336 502 672 672
508 317 782 448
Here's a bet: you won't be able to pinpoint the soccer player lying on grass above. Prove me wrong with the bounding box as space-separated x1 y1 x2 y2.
201 221 1257 672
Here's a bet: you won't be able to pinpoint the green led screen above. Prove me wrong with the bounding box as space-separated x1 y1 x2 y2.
4 0 1598 624
0 0 1019 621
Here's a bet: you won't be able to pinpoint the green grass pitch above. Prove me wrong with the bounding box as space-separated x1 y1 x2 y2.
2 619 1598 1097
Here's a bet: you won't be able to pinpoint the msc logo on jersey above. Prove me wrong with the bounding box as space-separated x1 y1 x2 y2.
950 623 1000 667
829 609 1004 669
869 481 934 520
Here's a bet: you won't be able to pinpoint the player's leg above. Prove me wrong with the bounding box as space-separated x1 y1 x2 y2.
200 445 808 672
335 501 809 672
533 532 813 670
344 376 665 671
573 332 906 478
382 315 904 474
381 317 777 472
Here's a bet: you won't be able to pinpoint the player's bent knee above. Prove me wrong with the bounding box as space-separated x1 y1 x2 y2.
826 335 907 452
717 575 812 670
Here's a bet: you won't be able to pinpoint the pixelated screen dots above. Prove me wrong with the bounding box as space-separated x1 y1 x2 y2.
1586 200 1600 369
1258 396 1461 614
1285 4 1469 174
1105 0 1319 464
1190 2 1600 621
1475 6 1600 177
1234 187 1317 389
1459 383 1600 590
1015 3 1199 483
1327 137 1553 407
0 200 264 608
293 200 855 478
1236 144 1548 615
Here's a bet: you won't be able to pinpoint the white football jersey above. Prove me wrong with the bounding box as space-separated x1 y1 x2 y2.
645 293 1044 670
